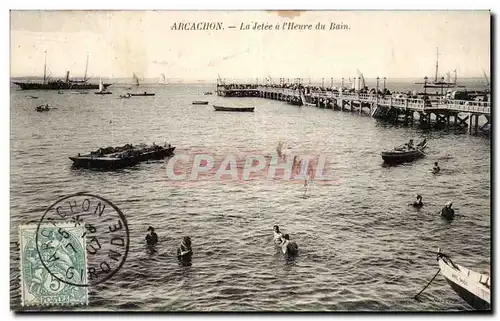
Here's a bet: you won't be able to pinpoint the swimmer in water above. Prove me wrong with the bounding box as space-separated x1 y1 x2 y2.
440 201 455 220
280 234 299 256
145 226 158 246
273 225 283 245
177 236 193 259
432 162 441 174
412 195 424 208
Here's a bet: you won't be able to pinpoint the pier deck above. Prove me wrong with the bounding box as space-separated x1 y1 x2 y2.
216 84 491 134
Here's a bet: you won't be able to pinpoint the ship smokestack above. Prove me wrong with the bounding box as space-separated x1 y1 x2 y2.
65 71 70 82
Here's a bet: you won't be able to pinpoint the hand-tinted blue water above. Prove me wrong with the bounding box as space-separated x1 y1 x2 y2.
10 83 490 311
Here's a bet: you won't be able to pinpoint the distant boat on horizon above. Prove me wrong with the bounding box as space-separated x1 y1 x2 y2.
95 77 112 95
13 52 112 91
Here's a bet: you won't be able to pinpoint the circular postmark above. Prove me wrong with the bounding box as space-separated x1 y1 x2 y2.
35 193 129 287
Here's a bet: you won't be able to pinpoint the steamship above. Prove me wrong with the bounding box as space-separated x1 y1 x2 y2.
13 52 112 91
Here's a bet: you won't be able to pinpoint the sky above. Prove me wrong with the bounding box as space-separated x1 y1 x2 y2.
10 10 491 81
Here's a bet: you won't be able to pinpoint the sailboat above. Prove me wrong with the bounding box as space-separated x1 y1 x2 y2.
158 73 167 85
415 48 464 89
355 69 366 91
128 73 155 96
95 77 112 95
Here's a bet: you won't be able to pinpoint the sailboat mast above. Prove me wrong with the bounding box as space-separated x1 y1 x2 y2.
43 51 47 84
84 54 89 81
454 69 457 84
435 47 439 83
483 70 490 88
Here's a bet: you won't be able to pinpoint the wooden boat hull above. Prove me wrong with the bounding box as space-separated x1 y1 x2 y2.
95 91 113 95
381 150 424 164
382 139 427 164
14 81 111 90
192 101 209 105
438 257 490 310
129 93 155 96
213 105 255 112
69 147 175 170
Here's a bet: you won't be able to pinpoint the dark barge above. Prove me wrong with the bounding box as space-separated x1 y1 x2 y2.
69 143 175 170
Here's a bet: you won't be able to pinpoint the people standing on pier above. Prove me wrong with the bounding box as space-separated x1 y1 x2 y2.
433 162 441 174
145 226 158 246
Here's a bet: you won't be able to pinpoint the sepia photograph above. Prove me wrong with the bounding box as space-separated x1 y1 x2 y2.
8 9 491 312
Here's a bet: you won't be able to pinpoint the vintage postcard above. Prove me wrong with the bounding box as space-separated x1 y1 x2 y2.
10 10 491 312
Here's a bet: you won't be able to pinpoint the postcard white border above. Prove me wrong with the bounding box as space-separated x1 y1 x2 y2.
2 0 498 319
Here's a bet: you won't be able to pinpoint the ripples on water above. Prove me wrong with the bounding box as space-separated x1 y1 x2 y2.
10 84 490 311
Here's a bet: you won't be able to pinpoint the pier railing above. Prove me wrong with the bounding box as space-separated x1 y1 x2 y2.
233 85 491 115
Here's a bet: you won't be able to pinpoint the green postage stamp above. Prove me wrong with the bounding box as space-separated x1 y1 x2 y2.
19 224 88 306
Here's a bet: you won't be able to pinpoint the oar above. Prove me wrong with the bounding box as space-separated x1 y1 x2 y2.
414 268 441 299
416 148 427 156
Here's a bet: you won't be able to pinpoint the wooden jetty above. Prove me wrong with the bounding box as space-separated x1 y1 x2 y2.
216 83 491 135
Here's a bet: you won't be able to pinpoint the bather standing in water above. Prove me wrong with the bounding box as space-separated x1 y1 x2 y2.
177 236 192 258
432 162 441 174
177 236 193 266
440 201 455 220
145 226 158 246
273 225 283 245
280 234 299 256
412 195 424 208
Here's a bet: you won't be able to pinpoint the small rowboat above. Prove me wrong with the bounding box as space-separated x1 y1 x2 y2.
129 92 155 96
435 249 490 310
381 138 427 164
192 101 209 105
35 104 51 112
213 105 255 112
95 91 113 95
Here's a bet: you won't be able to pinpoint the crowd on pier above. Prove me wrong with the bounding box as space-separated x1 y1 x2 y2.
217 81 490 103
218 81 396 97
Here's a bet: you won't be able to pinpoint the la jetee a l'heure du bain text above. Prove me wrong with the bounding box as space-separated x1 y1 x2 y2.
169 21 350 31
